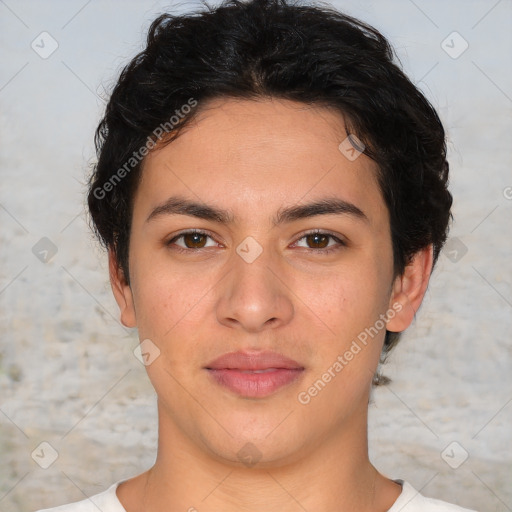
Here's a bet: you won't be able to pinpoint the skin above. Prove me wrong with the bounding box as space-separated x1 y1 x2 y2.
110 97 433 512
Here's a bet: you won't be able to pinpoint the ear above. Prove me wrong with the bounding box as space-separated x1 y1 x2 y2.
108 248 137 328
386 245 433 333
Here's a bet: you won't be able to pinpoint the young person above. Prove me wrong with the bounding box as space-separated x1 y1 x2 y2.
37 0 476 510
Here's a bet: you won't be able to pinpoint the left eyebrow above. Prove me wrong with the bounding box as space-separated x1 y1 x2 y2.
273 197 369 226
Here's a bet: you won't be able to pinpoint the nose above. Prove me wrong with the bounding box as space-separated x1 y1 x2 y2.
215 246 294 333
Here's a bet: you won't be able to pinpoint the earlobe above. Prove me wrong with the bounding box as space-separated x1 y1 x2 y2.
108 248 137 328
386 245 433 333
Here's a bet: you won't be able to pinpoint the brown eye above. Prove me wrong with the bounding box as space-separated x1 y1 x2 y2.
293 231 346 254
182 232 208 248
167 230 217 250
305 233 330 249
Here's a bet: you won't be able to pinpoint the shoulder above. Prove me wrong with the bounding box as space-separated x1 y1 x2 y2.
33 481 125 512
389 480 478 512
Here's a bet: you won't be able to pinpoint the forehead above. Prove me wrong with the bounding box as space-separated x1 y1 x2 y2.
136 97 387 228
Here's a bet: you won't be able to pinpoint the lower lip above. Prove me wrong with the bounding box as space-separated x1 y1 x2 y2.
206 368 304 398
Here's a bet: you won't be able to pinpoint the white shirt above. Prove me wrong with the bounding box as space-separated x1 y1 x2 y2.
35 479 477 511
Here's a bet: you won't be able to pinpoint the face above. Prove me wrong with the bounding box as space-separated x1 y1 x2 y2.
111 98 428 468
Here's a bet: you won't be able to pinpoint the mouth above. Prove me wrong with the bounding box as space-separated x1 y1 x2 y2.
205 350 305 398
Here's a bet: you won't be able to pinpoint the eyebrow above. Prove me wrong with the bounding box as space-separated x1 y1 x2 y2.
146 195 368 226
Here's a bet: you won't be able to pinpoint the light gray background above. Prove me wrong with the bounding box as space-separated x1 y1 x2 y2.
1 0 511 511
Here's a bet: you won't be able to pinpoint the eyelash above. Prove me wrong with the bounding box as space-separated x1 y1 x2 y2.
166 229 346 255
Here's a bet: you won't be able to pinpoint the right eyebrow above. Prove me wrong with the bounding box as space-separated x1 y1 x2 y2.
146 196 235 225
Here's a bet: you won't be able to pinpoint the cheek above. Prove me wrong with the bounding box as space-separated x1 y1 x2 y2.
134 274 209 339
131 270 210 395
128 244 207 338
297 265 389 339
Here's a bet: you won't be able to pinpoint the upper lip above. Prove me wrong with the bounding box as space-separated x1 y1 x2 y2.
205 350 304 371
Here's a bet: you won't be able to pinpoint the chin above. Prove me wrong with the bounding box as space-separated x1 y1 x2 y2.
196 414 314 469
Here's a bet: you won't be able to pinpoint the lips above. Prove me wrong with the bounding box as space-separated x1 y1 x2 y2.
205 350 305 398
206 350 303 371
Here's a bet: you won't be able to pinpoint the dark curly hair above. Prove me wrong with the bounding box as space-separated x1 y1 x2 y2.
87 0 452 357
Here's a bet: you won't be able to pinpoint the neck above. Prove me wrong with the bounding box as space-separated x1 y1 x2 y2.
117 399 400 512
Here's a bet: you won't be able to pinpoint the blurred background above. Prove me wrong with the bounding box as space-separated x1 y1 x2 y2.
0 0 511 510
